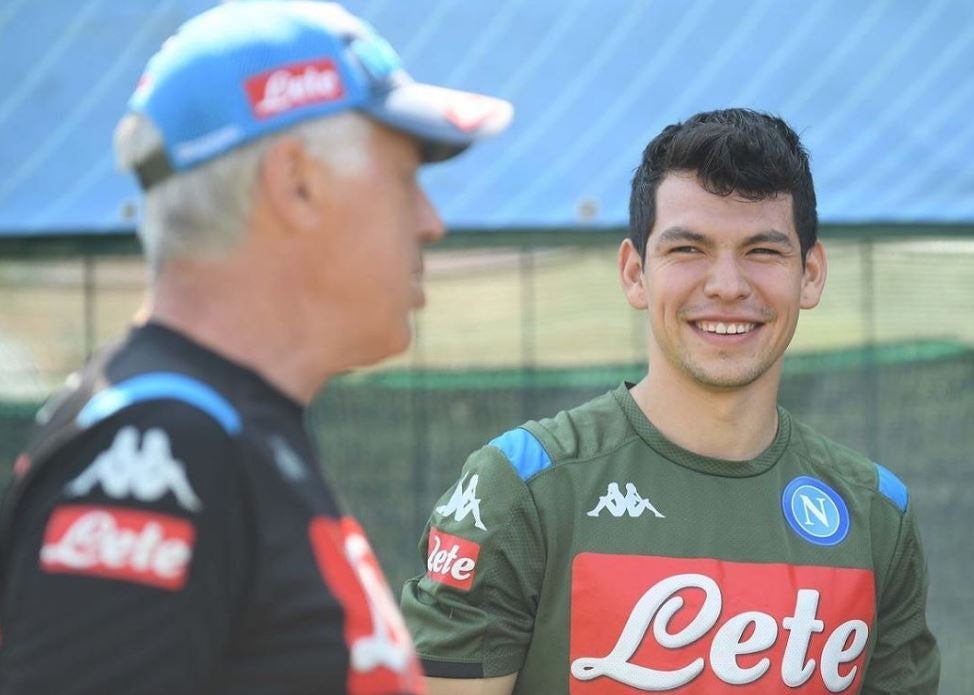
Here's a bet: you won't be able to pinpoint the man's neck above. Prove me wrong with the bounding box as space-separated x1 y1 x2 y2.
142 258 339 405
630 362 783 461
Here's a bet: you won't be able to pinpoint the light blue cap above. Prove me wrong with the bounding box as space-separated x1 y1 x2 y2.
127 1 513 188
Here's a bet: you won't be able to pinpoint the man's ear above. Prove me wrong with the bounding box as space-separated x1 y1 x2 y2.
619 238 649 310
259 137 320 234
800 241 828 309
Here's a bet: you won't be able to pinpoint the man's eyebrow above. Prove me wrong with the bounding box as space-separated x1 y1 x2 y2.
655 227 711 246
653 227 796 249
743 230 795 247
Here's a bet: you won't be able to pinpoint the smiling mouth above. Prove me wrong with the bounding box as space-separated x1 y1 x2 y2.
693 321 759 335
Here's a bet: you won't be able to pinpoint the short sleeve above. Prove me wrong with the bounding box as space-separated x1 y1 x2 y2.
862 504 940 693
0 401 253 694
400 436 546 679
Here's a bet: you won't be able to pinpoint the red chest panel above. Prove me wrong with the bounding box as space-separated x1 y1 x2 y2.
309 517 425 694
569 554 875 694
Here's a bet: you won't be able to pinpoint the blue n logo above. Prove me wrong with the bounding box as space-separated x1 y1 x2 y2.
782 477 849 547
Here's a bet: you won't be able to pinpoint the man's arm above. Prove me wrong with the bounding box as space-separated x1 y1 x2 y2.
0 405 250 693
425 674 517 695
862 502 940 693
401 431 548 689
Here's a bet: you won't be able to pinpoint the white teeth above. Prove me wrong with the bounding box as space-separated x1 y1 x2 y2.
696 321 756 335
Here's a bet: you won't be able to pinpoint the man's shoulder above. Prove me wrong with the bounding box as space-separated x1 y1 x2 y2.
66 347 245 442
787 414 910 515
70 323 288 440
481 387 633 484
1 345 254 566
19 333 251 483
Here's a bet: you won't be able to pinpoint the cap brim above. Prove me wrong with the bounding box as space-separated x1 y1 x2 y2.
361 83 513 162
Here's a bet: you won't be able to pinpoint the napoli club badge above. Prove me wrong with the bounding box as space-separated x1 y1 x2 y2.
782 476 850 547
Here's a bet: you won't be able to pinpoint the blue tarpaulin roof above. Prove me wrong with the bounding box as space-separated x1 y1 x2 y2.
1 0 973 235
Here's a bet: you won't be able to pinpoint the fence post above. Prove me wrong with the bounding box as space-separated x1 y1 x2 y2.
410 316 431 541
83 253 96 360
859 236 880 460
519 244 537 421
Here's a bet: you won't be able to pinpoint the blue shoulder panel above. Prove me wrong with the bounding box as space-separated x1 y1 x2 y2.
76 372 242 436
489 427 552 481
875 462 908 513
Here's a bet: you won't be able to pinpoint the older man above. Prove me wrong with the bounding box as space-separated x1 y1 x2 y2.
0 2 510 692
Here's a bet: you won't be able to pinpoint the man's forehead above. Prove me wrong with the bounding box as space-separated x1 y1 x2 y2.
652 173 797 242
657 171 795 204
372 121 423 166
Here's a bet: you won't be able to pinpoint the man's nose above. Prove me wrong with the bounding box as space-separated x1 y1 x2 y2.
702 253 752 300
417 188 445 244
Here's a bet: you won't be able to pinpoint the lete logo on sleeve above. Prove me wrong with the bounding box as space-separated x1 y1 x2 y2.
40 504 196 591
66 426 202 511
425 527 480 592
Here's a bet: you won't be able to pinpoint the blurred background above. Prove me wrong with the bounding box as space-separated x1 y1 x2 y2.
1 0 972 689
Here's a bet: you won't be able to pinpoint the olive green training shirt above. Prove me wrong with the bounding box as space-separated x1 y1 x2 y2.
402 383 939 694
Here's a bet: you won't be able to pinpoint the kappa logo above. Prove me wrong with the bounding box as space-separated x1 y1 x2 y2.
66 426 202 511
587 482 664 519
782 477 849 547
436 474 486 530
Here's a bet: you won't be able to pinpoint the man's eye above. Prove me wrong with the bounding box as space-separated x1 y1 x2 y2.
749 247 781 256
671 246 700 254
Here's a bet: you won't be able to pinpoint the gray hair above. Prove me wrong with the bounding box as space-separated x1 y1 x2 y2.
114 112 373 272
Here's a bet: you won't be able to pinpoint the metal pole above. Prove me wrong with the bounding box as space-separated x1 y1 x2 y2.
410 313 430 554
520 244 536 421
860 237 880 460
83 253 96 360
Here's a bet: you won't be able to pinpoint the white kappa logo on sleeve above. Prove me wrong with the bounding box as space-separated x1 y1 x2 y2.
587 482 664 519
435 474 486 530
66 426 202 511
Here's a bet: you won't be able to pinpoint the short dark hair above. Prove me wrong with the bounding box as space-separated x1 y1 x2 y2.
629 108 817 261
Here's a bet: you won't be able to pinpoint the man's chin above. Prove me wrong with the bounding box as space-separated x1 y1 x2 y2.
684 361 774 391
354 322 414 368
412 289 427 310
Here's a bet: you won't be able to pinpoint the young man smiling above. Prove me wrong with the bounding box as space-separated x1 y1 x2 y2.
402 109 940 694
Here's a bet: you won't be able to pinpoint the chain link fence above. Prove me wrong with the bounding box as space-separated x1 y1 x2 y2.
1 232 972 690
